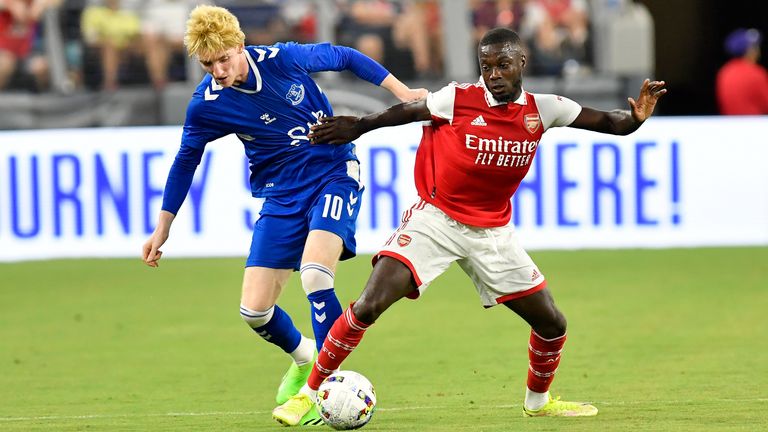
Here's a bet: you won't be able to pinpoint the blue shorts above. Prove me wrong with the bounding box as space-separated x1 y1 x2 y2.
246 175 364 270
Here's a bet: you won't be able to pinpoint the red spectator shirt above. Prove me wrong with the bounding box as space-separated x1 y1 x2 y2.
0 1 35 58
716 59 768 115
417 80 581 227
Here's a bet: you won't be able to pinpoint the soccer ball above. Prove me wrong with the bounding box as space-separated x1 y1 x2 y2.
315 370 377 430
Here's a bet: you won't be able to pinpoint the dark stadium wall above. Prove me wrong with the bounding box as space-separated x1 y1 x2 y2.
639 0 768 115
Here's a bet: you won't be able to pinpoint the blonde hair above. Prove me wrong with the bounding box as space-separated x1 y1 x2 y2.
184 5 246 58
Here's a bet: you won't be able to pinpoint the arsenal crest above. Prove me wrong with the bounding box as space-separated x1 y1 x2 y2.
397 234 412 247
524 113 541 134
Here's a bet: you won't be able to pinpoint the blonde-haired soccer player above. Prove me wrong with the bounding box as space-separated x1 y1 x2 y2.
142 5 426 425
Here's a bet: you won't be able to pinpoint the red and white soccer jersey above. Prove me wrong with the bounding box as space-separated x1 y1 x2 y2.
417 80 582 227
375 81 581 305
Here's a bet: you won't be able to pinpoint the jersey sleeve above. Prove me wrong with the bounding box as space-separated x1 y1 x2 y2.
426 84 456 121
279 42 389 85
533 93 582 131
181 97 227 149
161 98 225 215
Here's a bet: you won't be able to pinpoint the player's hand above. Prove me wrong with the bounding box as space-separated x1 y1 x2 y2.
629 79 667 123
309 116 363 145
395 87 428 103
142 230 168 268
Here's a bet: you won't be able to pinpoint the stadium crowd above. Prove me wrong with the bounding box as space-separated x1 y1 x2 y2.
1 0 595 93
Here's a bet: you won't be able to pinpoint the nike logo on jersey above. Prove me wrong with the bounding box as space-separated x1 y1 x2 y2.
471 115 487 126
204 80 223 101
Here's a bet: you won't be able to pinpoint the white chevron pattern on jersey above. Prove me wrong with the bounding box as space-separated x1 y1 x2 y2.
254 47 280 62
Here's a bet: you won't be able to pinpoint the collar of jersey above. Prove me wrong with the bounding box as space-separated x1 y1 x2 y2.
230 49 262 94
478 77 527 107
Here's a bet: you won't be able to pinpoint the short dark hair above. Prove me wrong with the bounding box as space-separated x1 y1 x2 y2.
479 28 522 49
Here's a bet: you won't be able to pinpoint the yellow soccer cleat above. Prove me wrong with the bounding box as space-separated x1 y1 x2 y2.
273 393 315 427
523 396 598 417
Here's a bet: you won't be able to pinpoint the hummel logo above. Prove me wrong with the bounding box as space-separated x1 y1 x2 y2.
254 47 280 62
204 80 223 101
471 115 487 126
347 192 359 216
260 113 276 124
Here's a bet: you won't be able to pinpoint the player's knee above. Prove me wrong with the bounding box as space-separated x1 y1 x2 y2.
239 304 274 328
534 311 567 339
351 299 379 325
352 288 398 324
299 262 335 295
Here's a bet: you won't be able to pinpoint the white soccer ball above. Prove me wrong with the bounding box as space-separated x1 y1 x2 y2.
315 370 377 430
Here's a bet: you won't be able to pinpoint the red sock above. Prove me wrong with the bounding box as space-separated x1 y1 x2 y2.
308 306 370 390
527 330 566 393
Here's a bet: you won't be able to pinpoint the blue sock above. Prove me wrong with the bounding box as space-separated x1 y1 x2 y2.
247 305 302 354
307 288 343 353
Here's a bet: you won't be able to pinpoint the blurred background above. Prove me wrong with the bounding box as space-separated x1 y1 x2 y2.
1 0 766 130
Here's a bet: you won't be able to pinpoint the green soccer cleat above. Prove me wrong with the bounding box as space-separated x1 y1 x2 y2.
298 405 324 426
276 350 317 405
523 396 598 417
272 393 315 427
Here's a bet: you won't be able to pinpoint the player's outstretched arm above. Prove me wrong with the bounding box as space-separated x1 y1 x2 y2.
307 43 427 102
310 99 432 145
142 210 175 268
379 74 428 103
570 79 667 135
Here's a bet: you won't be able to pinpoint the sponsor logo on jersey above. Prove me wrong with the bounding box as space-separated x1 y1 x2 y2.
286 83 305 105
470 115 487 126
531 268 540 281
524 113 541 134
465 134 539 167
287 110 326 146
397 234 412 247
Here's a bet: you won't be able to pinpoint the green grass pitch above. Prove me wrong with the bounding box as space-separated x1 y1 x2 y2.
1 247 766 431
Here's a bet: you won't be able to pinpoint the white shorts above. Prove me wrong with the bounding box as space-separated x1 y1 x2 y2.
375 200 546 307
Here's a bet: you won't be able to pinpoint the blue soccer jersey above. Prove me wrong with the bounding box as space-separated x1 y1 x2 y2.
161 42 389 214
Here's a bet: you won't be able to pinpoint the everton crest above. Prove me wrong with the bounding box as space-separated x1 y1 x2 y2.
286 83 305 105
524 113 541 134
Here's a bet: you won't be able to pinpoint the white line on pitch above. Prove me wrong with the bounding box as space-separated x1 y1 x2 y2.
1 399 766 423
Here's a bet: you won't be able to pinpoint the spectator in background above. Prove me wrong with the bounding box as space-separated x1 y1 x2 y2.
336 0 433 80
520 0 589 76
472 0 526 42
716 28 768 115
80 0 140 90
141 0 193 90
279 0 316 43
0 0 59 91
471 0 527 75
219 1 290 46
